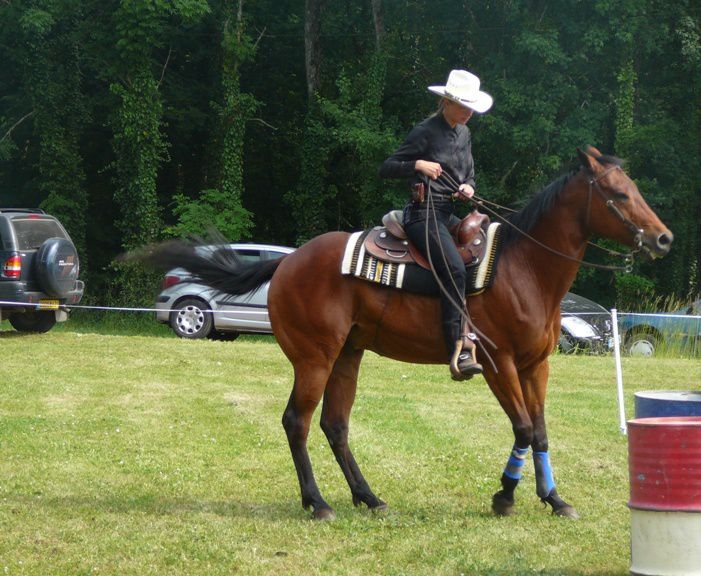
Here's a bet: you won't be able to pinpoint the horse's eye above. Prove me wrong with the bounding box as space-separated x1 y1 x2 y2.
612 190 629 201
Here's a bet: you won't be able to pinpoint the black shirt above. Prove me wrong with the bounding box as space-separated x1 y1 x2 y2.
378 113 476 196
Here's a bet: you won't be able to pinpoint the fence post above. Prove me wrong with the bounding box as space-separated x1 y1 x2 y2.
611 308 627 435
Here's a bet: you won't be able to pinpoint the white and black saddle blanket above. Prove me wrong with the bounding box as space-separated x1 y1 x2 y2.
341 223 502 296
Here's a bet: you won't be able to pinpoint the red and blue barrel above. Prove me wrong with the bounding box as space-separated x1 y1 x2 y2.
628 416 701 575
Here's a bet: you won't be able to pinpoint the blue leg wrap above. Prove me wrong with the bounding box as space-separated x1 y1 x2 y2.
503 445 530 480
533 451 556 499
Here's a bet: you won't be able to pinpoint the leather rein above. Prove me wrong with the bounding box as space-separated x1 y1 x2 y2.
440 166 643 273
419 165 645 370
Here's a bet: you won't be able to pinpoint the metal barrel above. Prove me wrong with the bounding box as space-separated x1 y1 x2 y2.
628 416 701 575
634 390 701 418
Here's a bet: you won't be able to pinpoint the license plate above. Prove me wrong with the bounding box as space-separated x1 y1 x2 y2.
38 299 59 310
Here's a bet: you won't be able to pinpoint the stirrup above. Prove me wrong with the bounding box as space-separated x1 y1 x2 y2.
450 339 483 381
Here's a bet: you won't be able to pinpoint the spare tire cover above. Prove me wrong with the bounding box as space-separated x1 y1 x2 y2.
35 237 80 298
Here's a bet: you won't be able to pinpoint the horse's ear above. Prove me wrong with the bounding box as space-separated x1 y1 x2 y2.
586 145 604 158
577 147 599 174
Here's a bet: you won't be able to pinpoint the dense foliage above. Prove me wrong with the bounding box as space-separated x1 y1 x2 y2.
1 0 698 306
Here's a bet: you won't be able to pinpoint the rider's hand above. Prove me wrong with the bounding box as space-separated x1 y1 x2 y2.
415 160 442 180
453 183 475 201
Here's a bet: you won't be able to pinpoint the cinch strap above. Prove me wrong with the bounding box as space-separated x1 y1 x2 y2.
533 451 556 499
503 445 529 480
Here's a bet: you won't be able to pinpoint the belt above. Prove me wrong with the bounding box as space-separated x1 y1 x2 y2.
415 192 453 203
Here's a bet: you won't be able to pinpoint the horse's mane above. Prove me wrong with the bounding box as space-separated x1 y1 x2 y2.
500 155 623 247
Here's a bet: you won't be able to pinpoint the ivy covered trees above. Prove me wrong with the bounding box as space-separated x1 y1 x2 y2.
0 0 698 305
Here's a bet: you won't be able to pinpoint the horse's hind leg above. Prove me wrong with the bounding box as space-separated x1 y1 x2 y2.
282 361 336 520
320 345 387 512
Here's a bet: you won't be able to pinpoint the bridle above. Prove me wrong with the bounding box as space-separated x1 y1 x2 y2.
586 165 645 254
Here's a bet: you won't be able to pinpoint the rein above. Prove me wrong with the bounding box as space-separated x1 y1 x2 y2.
423 180 499 371
418 163 644 364
438 169 639 273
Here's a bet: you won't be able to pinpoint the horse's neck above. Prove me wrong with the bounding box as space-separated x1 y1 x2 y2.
504 192 589 304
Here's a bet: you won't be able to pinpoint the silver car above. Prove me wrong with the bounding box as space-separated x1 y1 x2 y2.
559 292 613 354
155 243 294 339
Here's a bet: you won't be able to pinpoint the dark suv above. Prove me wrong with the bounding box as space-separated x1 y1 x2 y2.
0 208 84 332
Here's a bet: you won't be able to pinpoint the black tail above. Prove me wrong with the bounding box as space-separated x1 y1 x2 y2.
132 240 285 296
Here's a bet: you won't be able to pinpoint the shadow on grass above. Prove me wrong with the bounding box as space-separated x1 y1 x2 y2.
8 493 302 521
0 329 26 339
464 571 626 576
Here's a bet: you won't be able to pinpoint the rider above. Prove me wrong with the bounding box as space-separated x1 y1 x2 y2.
378 69 493 380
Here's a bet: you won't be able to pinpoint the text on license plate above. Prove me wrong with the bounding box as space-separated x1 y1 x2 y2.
38 299 59 310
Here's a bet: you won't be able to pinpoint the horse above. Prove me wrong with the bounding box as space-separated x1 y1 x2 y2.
145 147 672 520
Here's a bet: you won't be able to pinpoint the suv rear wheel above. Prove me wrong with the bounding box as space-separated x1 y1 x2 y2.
35 237 80 298
169 298 213 339
9 310 57 333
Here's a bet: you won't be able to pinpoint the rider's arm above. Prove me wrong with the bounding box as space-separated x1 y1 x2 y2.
378 125 429 179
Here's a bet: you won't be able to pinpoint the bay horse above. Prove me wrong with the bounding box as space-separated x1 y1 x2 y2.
147 147 672 520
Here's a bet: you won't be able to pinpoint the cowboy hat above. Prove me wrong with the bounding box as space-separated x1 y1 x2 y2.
428 69 493 113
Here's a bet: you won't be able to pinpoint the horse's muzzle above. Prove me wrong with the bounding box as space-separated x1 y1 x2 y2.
643 230 674 259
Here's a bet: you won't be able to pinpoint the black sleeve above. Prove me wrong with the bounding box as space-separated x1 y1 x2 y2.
463 131 476 189
378 124 427 179
464 157 476 189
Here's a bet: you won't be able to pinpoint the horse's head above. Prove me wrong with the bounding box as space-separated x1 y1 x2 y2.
577 146 673 259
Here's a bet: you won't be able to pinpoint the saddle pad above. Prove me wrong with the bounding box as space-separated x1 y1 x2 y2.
341 230 408 288
341 223 502 296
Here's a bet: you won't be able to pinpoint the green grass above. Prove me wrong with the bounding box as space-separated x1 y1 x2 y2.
0 327 698 575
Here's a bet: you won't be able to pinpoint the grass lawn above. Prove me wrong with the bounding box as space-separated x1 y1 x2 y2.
0 326 698 575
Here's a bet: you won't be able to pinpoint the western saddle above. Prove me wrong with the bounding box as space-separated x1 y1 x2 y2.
363 209 491 270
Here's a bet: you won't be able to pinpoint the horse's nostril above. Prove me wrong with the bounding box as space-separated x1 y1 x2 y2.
657 232 673 251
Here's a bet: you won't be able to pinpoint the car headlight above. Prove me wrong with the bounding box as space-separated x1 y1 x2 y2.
561 316 598 338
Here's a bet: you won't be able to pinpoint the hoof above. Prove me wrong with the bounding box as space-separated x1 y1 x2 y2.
312 507 336 521
353 493 388 512
370 501 389 515
491 492 516 516
553 505 579 519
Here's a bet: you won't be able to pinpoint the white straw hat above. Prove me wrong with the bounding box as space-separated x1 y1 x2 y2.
428 69 493 113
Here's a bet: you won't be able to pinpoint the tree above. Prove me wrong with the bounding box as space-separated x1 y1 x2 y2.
20 3 88 258
289 0 329 243
168 0 255 240
109 0 209 305
0 0 697 308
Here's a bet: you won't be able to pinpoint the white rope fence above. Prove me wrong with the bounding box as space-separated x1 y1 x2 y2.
0 299 265 315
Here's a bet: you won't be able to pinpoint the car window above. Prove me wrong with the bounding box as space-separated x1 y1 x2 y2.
11 218 67 250
263 250 288 260
233 249 262 263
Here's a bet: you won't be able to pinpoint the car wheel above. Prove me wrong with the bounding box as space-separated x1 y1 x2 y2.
35 237 80 298
9 311 57 333
627 331 659 357
170 298 213 339
558 333 576 354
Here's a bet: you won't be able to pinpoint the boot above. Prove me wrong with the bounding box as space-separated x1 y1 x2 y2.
450 338 483 381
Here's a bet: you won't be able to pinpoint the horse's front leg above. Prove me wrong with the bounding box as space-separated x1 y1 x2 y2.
485 362 534 516
531 410 579 518
525 361 579 518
